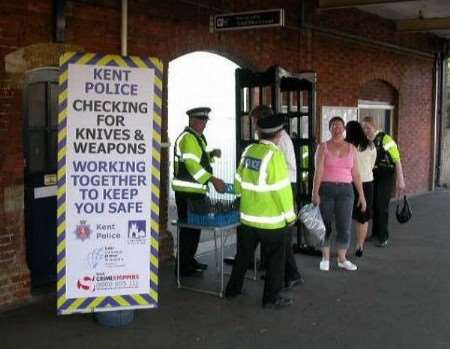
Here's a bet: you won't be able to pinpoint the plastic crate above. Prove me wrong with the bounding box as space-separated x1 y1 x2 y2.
187 210 240 227
187 197 240 227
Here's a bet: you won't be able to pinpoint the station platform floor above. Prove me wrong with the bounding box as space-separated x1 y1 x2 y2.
1 190 449 349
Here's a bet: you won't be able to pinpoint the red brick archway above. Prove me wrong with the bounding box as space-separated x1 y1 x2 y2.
359 79 399 137
359 79 398 105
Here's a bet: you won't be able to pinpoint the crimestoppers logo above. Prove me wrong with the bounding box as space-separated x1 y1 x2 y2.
77 275 95 292
128 220 146 245
74 220 91 241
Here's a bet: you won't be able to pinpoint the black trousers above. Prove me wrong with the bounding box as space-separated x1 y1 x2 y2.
372 172 395 242
285 183 301 283
175 191 205 271
225 224 287 305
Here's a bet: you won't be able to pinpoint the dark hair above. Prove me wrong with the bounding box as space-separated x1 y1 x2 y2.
345 120 370 151
328 116 345 130
250 105 273 119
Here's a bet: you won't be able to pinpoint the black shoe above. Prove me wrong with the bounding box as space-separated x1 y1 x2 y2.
224 257 235 266
355 248 363 257
376 240 389 248
263 296 293 309
285 276 305 289
181 268 203 277
176 267 204 277
225 288 247 300
191 259 208 270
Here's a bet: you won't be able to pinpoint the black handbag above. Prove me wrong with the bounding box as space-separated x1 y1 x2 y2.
396 195 412 224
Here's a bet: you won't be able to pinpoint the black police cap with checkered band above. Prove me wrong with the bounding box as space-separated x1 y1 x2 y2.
256 113 285 133
186 107 211 120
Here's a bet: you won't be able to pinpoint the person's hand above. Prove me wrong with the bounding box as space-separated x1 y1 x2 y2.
312 192 320 206
211 176 225 193
397 178 406 193
357 195 367 212
211 149 222 158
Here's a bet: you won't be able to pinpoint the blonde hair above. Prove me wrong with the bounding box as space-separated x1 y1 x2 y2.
362 116 376 127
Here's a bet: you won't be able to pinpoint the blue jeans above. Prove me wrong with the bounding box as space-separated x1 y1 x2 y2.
319 182 354 250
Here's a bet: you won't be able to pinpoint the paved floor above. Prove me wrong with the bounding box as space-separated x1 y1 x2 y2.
1 191 450 349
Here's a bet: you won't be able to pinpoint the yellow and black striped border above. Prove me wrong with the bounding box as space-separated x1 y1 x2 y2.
56 52 162 315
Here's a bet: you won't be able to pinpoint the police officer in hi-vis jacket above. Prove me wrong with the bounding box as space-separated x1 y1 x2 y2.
172 107 225 276
361 116 406 248
225 114 296 309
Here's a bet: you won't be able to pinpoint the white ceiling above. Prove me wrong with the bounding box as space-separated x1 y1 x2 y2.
355 0 450 39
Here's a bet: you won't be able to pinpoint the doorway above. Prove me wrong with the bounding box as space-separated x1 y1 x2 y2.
167 51 239 254
23 68 59 289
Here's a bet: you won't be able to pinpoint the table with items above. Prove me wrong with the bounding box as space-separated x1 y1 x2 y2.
174 221 239 298
174 196 257 298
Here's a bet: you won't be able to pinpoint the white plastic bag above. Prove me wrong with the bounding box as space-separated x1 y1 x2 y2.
298 204 326 247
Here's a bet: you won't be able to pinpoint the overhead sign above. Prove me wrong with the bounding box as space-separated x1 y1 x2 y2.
57 52 162 315
211 9 285 32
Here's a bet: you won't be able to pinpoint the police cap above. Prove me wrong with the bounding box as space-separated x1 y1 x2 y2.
256 113 285 133
186 107 211 120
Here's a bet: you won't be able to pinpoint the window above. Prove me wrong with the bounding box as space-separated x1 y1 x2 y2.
24 69 59 174
358 100 394 134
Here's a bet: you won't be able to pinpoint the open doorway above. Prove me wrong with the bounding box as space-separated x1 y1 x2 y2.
23 67 59 292
167 51 240 255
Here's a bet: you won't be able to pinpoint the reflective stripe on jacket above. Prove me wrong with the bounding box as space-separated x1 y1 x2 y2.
235 140 295 229
172 127 213 194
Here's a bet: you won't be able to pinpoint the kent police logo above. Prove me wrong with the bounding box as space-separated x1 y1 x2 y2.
74 220 91 241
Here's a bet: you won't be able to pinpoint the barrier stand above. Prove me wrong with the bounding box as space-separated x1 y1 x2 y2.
94 310 135 327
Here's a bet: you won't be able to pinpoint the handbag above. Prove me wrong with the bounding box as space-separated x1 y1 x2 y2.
396 195 412 224
298 204 326 247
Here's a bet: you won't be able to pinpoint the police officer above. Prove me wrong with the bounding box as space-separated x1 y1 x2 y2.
172 107 225 276
361 116 406 247
249 105 303 289
225 114 296 309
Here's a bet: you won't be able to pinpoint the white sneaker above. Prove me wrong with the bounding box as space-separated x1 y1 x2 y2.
337 260 357 271
319 260 330 271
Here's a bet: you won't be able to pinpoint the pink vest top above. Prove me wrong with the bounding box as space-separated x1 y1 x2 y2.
321 142 354 183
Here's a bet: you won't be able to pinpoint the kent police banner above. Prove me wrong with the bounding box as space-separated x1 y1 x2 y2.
57 53 162 315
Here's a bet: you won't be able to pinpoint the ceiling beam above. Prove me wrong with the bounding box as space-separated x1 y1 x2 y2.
318 0 416 10
397 17 450 32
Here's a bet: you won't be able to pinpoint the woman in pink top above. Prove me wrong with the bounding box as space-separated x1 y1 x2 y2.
312 117 366 271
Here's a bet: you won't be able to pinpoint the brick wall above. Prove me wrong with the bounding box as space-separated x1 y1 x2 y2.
0 0 440 308
360 79 397 105
0 77 32 308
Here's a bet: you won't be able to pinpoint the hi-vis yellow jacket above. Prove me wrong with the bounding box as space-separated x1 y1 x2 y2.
172 127 215 194
235 140 296 229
